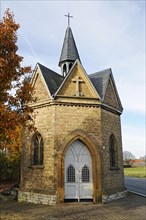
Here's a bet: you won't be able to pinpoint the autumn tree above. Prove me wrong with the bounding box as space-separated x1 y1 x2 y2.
0 9 34 180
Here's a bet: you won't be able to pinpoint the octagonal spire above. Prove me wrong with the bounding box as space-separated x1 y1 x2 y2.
59 26 81 76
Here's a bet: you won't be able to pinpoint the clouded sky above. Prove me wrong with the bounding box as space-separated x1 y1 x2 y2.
1 0 145 158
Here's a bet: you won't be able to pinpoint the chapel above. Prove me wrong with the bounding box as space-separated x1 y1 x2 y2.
18 17 126 204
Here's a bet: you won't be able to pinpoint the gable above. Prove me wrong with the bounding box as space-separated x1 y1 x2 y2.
32 66 51 101
56 61 99 99
104 77 122 110
38 63 64 95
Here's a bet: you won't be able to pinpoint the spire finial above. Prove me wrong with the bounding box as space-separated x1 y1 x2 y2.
65 13 73 26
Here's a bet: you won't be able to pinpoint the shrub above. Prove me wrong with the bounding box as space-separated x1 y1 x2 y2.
0 151 20 182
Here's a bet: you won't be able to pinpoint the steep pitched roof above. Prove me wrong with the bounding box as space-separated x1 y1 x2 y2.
89 68 111 100
35 63 122 111
89 68 123 110
38 63 64 95
59 26 81 66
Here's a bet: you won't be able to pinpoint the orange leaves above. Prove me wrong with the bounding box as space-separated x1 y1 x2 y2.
0 9 34 153
2 8 19 33
6 125 22 161
0 9 23 96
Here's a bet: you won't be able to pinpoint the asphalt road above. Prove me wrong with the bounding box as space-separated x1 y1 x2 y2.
124 176 146 196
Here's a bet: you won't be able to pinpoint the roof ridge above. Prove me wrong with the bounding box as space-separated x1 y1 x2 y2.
89 68 112 76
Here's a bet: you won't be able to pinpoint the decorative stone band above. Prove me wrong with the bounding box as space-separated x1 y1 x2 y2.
28 100 122 115
18 190 57 205
28 101 100 109
102 190 127 203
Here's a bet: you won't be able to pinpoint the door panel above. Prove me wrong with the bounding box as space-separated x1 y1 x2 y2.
65 184 77 199
64 140 93 201
80 184 93 199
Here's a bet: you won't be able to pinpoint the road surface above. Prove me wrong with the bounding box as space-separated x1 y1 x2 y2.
124 176 146 196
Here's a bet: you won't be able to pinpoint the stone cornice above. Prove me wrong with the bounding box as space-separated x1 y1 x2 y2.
29 100 100 109
54 95 100 101
101 103 122 115
29 100 122 115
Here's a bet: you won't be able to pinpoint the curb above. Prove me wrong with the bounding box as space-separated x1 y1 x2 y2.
127 190 146 198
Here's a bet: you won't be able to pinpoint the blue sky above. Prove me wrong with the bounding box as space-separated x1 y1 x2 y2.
1 0 145 158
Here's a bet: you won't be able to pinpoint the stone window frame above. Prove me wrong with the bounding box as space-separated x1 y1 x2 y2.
109 134 119 170
30 131 44 167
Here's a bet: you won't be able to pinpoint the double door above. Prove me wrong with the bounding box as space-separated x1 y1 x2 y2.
64 140 93 201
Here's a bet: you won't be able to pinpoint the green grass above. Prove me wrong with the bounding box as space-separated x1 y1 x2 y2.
124 166 146 178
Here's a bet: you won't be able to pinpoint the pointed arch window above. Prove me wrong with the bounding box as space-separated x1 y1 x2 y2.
109 135 117 168
32 132 44 165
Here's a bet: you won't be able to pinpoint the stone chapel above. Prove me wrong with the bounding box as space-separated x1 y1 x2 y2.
18 20 126 204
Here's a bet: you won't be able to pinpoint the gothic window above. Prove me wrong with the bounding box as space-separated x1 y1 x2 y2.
67 165 75 182
82 165 90 182
109 135 117 168
32 132 44 165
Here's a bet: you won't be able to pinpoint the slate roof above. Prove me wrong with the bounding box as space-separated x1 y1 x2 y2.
59 27 81 66
38 63 64 95
89 68 123 110
38 62 111 100
38 63 122 110
89 68 111 100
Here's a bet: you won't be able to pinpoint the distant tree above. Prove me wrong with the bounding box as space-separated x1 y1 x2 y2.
140 155 146 162
123 151 135 166
0 9 34 151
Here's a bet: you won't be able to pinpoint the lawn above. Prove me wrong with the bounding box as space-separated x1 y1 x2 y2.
124 166 146 178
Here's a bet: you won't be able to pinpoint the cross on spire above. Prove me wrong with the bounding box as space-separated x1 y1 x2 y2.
65 13 73 26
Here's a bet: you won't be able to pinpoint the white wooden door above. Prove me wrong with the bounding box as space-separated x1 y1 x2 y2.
64 140 93 201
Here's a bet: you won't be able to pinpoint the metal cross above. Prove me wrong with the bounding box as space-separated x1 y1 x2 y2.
72 76 84 96
65 13 73 26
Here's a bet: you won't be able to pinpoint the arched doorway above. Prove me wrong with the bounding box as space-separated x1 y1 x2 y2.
64 140 93 201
